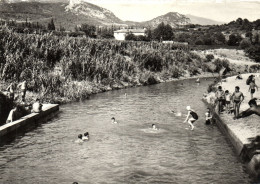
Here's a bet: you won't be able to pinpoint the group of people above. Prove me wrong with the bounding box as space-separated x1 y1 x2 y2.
6 80 27 102
5 98 43 124
3 80 45 125
215 74 260 119
76 132 89 143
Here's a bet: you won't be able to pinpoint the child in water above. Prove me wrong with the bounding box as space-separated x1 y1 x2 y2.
205 108 212 125
152 124 158 130
184 106 199 130
82 132 89 141
75 134 84 143
111 117 118 124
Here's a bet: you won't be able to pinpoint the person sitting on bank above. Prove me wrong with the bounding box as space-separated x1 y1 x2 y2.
82 132 89 141
31 98 43 113
235 98 260 119
6 106 19 124
236 72 243 80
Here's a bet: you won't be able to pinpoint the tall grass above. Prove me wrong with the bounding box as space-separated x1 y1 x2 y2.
0 27 226 102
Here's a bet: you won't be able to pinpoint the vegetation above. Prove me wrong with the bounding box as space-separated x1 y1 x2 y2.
0 26 236 104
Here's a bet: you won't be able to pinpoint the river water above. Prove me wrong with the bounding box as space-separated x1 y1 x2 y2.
0 78 253 184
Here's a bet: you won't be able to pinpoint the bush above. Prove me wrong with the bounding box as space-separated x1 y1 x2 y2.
239 39 252 49
245 45 260 62
206 54 214 62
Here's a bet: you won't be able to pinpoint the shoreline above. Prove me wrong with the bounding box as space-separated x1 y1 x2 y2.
203 73 260 179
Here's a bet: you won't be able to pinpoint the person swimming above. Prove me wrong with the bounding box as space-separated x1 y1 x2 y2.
152 124 158 130
111 117 118 124
184 106 199 130
82 132 89 141
75 134 84 143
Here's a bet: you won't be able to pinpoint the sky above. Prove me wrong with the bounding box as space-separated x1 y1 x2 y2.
82 0 260 23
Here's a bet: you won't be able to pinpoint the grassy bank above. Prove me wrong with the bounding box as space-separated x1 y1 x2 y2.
0 26 258 106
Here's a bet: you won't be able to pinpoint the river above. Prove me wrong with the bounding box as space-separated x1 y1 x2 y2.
0 78 252 184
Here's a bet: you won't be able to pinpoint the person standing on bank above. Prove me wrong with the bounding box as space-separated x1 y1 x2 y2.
249 79 258 99
17 80 27 101
215 86 225 114
231 86 244 119
6 82 15 101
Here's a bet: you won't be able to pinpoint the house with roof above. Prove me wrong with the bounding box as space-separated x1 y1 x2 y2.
113 28 146 40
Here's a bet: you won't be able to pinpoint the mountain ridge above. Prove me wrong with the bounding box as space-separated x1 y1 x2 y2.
0 0 224 30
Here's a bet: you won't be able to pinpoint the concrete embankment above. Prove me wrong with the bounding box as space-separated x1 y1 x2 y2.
0 104 59 137
203 73 260 178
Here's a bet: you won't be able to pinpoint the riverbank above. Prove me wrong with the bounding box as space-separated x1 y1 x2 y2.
203 73 260 178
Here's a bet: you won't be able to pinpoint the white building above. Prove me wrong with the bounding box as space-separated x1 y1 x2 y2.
113 29 146 40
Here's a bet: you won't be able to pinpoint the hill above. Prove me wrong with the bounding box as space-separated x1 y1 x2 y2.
139 12 190 28
0 0 126 30
0 0 225 30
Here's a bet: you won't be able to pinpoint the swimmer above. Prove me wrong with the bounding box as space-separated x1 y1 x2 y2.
152 124 158 130
82 132 89 141
75 134 84 143
184 106 199 130
111 117 118 124
205 108 212 125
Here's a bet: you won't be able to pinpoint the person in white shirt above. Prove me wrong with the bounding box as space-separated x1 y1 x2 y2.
31 98 43 113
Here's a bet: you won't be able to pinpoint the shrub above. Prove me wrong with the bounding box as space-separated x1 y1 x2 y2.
206 54 214 62
239 39 252 49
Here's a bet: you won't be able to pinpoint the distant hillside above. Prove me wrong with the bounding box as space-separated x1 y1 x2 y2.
0 0 126 30
139 12 190 28
186 14 225 25
0 0 226 31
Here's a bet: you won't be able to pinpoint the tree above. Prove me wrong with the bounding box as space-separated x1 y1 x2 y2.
227 34 242 46
239 38 252 49
152 22 174 41
80 24 96 38
47 18 55 31
125 33 136 41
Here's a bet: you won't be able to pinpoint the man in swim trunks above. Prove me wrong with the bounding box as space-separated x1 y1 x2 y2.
249 78 258 99
231 86 244 119
184 106 199 130
235 98 260 119
215 86 225 113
